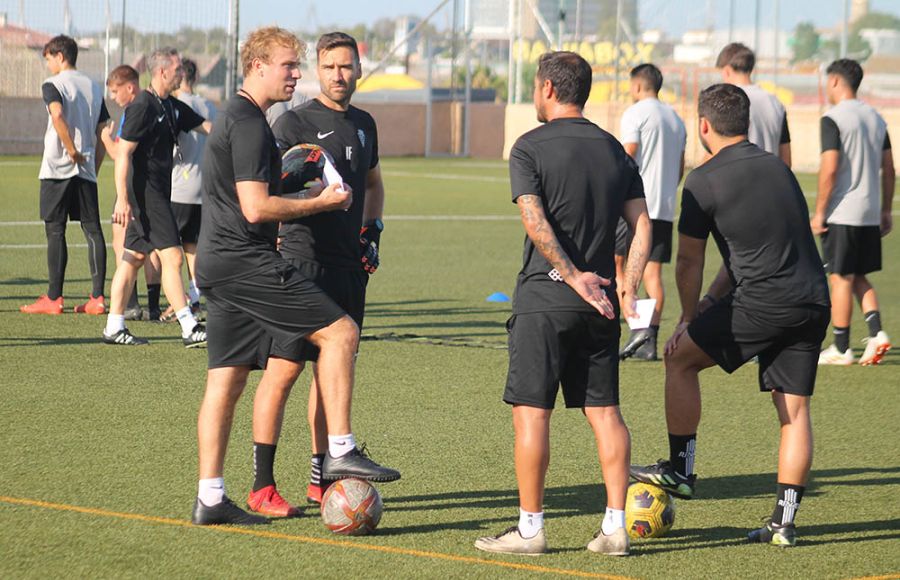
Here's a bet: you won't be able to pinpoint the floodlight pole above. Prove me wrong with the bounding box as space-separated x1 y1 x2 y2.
507 0 515 106
425 35 434 157
463 0 472 157
613 0 623 104
840 0 850 57
753 0 760 53
728 0 734 43
515 0 524 104
119 0 126 65
225 0 239 97
773 0 780 87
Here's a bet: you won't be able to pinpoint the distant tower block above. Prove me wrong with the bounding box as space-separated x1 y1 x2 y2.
850 0 869 23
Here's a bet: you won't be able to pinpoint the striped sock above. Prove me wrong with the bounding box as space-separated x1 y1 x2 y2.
772 483 804 526
310 454 325 486
668 433 696 477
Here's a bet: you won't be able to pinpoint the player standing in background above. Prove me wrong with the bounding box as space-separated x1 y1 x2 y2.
813 59 894 366
716 43 791 166
617 63 686 361
192 26 398 526
249 31 389 513
101 47 211 347
100 65 163 322
630 84 830 548
22 35 109 316
475 51 651 557
166 57 217 319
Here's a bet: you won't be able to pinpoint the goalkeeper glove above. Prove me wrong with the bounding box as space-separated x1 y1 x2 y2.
360 218 383 274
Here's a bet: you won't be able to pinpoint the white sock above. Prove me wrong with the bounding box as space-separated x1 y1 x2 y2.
328 433 356 458
198 477 225 506
518 508 544 538
176 306 198 337
188 281 201 305
105 314 125 335
601 507 626 535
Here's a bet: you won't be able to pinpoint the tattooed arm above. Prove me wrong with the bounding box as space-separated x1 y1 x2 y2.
621 197 652 320
516 194 615 318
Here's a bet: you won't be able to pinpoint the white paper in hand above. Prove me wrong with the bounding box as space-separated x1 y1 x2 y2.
626 299 657 330
321 154 345 192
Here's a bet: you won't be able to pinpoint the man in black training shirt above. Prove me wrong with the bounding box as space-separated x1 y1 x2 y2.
191 27 398 526
475 51 651 557
101 47 211 347
630 84 830 548
252 31 389 512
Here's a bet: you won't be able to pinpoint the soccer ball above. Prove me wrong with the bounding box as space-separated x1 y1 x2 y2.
280 143 329 196
624 482 675 539
320 478 383 536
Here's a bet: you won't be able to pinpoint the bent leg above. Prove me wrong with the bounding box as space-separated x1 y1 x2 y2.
252 357 304 445
664 333 715 435
306 316 359 436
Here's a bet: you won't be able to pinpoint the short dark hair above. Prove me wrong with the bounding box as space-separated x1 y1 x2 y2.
630 63 663 93
698 83 750 137
317 32 360 62
826 58 863 92
43 35 78 67
107 64 139 86
181 58 198 86
536 51 592 108
715 42 755 73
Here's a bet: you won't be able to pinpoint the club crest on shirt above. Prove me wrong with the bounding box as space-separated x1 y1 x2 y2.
357 129 366 147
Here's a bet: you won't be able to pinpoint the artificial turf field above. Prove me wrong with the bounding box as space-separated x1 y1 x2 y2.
0 155 898 579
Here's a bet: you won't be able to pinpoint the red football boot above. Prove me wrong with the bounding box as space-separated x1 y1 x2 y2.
74 295 106 315
20 295 63 315
246 485 301 518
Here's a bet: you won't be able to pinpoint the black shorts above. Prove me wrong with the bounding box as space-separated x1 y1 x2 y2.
171 202 202 245
687 298 830 396
614 218 629 257
504 311 620 409
821 224 881 276
39 177 100 224
203 262 346 370
124 194 182 254
269 257 368 362
614 218 672 263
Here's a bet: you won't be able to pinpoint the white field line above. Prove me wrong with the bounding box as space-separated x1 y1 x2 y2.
383 170 509 183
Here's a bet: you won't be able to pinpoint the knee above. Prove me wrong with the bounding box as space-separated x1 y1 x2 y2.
44 220 66 238
80 220 103 236
331 316 360 348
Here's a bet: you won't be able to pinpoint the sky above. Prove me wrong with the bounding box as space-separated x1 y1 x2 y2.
3 0 899 38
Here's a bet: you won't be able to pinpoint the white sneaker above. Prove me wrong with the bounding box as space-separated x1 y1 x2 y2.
859 331 891 366
818 344 854 366
474 526 548 555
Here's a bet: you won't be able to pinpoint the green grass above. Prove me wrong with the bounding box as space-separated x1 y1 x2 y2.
0 156 898 579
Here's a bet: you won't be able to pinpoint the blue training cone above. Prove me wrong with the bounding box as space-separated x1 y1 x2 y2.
486 292 510 303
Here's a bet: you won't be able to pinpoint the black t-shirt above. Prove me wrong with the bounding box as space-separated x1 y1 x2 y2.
120 90 204 203
678 140 829 309
195 95 283 287
820 116 892 152
780 114 791 144
42 82 111 124
509 117 644 314
271 98 379 268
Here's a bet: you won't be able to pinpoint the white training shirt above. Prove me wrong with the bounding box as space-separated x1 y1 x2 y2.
741 83 788 157
170 92 216 205
619 97 686 222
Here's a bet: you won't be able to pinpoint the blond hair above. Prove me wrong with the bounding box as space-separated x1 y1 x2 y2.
241 26 304 76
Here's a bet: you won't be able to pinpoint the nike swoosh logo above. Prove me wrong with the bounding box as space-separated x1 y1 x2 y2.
317 131 334 139
157 115 166 123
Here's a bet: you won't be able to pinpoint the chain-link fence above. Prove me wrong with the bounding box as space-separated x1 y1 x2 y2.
0 0 230 99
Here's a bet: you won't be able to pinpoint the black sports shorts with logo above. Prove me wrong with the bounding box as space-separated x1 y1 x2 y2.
820 224 881 276
40 177 100 223
203 261 346 369
268 257 368 363
687 296 829 397
171 202 202 245
504 311 621 408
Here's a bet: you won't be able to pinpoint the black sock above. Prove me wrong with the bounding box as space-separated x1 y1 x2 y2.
864 311 882 338
668 433 696 477
252 443 277 492
310 453 325 486
771 483 804 527
45 220 68 300
147 284 161 313
834 326 850 353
